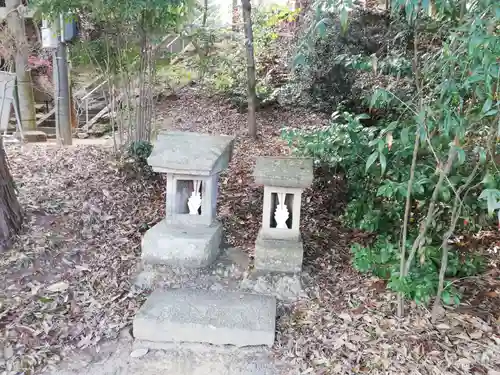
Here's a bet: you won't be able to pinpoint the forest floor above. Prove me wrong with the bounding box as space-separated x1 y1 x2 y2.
1 86 500 375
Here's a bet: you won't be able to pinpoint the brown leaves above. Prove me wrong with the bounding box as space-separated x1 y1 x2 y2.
1 88 500 375
1 144 160 373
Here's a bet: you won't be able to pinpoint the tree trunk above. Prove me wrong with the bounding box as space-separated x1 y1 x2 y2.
459 0 467 20
55 38 73 146
202 0 208 27
232 0 239 32
0 137 22 251
5 0 37 131
241 0 257 139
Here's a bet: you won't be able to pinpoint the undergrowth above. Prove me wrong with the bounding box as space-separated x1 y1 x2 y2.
186 4 298 109
283 0 499 310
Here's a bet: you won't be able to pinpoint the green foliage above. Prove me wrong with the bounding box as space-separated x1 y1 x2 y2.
284 0 499 305
32 0 191 32
34 0 195 145
33 0 192 74
352 237 485 304
187 5 297 107
128 140 153 165
281 1 414 111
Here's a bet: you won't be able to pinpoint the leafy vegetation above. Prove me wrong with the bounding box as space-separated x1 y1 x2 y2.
33 0 194 147
284 0 499 315
186 4 299 108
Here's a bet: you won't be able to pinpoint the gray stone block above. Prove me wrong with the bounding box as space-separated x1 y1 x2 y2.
128 343 289 375
253 157 313 189
23 130 48 143
133 289 276 348
148 131 234 176
142 219 222 268
254 231 304 273
132 270 157 291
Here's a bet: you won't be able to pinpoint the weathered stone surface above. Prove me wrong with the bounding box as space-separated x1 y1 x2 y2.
135 247 251 293
142 219 222 268
253 157 313 189
22 130 48 143
254 231 303 273
41 329 292 375
128 345 287 375
148 131 234 176
133 289 276 348
240 272 306 301
132 270 157 291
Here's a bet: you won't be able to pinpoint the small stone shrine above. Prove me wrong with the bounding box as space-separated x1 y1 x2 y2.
253 157 313 273
142 131 234 268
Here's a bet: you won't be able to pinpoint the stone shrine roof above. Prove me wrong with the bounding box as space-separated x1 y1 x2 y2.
253 157 313 189
147 131 234 175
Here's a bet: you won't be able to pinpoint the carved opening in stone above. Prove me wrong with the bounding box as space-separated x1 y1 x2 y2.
269 192 294 229
176 180 202 215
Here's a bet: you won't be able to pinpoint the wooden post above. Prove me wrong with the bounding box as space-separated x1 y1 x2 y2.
5 0 37 131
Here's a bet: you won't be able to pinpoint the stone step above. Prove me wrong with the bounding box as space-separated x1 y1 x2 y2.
127 345 285 375
133 289 276 348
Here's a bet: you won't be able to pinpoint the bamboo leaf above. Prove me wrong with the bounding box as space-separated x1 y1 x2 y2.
456 147 466 165
340 7 349 33
401 127 410 145
366 151 378 173
293 53 306 68
314 18 329 37
482 98 492 114
379 152 387 175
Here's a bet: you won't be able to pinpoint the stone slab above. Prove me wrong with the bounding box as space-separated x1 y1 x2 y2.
142 219 222 268
148 131 234 176
133 289 276 348
240 271 306 302
254 232 304 273
128 344 286 375
22 130 48 143
132 247 250 293
253 157 313 189
41 328 293 375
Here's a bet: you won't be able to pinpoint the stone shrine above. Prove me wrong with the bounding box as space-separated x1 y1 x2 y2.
253 157 313 273
141 131 234 268
134 131 278 352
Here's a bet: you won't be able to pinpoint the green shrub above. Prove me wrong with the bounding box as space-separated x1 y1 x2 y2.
187 5 298 107
352 236 485 304
128 141 153 165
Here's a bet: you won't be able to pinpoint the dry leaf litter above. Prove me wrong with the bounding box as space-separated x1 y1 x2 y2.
0 87 499 375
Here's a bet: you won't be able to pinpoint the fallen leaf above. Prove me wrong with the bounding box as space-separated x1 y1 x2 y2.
4 345 14 359
46 281 69 292
469 330 483 339
130 348 149 358
338 312 352 322
436 323 451 330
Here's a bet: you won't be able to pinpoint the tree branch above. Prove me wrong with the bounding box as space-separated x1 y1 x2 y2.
404 143 457 275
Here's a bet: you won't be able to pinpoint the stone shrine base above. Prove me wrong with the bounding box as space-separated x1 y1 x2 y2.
141 219 222 268
254 230 304 273
133 289 276 348
132 247 307 302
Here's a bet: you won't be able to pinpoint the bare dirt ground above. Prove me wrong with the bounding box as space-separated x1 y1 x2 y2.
1 87 500 375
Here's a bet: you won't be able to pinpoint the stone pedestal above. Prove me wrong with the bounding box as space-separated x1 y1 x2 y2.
142 220 223 268
255 230 304 273
142 131 234 268
253 157 313 273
